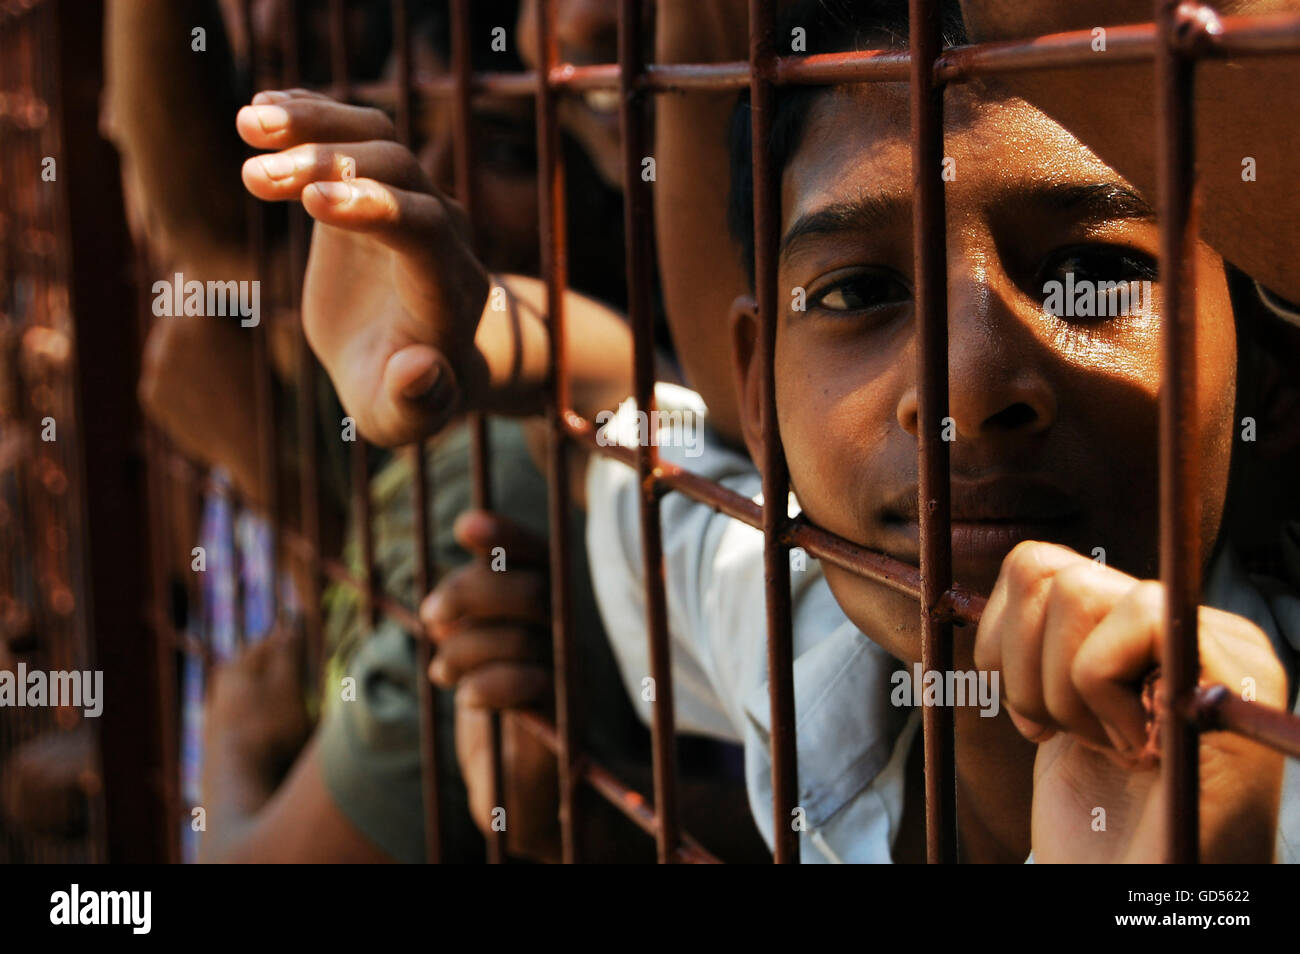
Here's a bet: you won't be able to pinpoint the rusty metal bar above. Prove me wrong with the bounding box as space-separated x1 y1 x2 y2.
1196 686 1300 761
278 0 324 679
343 10 1300 111
322 0 377 638
448 0 505 866
748 0 799 865
54 0 170 861
392 0 443 865
910 0 957 865
619 0 681 865
242 0 281 637
1155 0 1206 865
510 710 720 863
328 0 348 99
534 0 580 864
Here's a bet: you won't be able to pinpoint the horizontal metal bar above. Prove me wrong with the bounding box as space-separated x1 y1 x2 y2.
562 412 986 626
345 12 1300 110
1195 686 1300 761
511 710 721 864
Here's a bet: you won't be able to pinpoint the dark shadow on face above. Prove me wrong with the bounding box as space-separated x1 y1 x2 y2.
735 82 1238 663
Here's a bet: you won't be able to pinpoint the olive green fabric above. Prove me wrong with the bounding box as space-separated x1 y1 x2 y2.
317 418 642 862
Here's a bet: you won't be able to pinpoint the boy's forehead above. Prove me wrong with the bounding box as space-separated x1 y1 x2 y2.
780 83 1128 237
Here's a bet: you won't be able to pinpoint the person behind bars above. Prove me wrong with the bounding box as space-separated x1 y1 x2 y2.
241 0 1300 861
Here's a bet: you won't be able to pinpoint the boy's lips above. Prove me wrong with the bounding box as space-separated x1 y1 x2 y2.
877 476 1084 571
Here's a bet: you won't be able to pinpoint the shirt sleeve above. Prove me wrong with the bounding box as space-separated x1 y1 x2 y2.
316 620 429 864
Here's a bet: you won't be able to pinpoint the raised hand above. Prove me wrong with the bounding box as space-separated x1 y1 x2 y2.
237 89 490 447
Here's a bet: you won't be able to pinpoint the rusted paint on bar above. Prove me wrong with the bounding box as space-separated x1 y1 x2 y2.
1155 0 1207 865
939 12 1300 82
328 0 348 99
277 0 325 679
448 0 504 865
390 0 413 144
534 0 580 865
243 0 281 632
619 0 682 865
57 0 170 860
778 49 911 84
347 11 1300 109
910 0 958 865
392 0 442 865
563 413 988 625
748 0 799 865
511 711 721 863
1196 686 1300 761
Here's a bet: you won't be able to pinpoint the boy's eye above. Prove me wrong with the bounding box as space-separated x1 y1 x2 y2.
808 269 911 314
1039 245 1158 288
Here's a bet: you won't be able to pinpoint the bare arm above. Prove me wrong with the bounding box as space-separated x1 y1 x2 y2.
198 632 392 863
200 737 392 863
654 1 752 448
104 0 248 269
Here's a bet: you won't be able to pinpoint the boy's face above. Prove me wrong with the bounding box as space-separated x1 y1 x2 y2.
741 83 1237 664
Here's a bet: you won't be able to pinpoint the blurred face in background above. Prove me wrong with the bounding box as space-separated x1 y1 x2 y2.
409 37 542 277
515 0 624 188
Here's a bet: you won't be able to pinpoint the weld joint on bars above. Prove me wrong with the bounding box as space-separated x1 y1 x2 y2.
562 410 987 628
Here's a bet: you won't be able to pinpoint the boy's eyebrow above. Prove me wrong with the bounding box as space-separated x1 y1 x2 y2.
780 191 909 263
1018 182 1156 223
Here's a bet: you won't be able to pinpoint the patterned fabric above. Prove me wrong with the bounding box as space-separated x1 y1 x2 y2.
182 470 296 861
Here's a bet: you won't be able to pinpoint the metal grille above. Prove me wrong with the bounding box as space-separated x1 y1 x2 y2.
8 0 1300 864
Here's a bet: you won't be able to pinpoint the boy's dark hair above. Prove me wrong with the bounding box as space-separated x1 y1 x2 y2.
727 0 967 287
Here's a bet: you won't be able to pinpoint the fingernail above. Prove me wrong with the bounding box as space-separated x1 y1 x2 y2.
252 105 290 132
252 90 290 104
259 153 296 180
312 181 353 204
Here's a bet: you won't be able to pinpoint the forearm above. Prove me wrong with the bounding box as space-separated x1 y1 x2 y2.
105 0 248 267
197 735 278 862
470 275 637 425
653 2 751 446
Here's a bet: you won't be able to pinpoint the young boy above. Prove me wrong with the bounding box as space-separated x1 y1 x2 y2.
239 1 1300 862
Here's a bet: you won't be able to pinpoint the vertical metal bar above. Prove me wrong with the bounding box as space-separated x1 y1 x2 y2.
242 0 281 632
909 0 957 864
535 0 580 864
280 0 324 677
619 0 681 863
53 0 170 861
1155 0 1203 864
747 0 799 864
448 0 506 865
136 260 181 863
329 0 349 99
393 0 443 864
323 0 378 634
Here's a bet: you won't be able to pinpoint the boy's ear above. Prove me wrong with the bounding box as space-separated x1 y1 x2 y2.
729 294 765 464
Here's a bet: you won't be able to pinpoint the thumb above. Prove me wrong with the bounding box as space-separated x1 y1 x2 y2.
379 344 461 442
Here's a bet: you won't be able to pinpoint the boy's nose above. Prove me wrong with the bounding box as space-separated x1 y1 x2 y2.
896 263 1056 444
